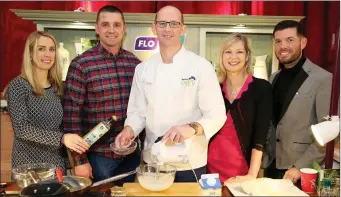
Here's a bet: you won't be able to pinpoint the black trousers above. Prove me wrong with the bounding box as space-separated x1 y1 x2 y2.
174 165 206 182
264 159 286 179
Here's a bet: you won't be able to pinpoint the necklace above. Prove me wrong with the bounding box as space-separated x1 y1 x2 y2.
232 89 237 95
232 88 240 96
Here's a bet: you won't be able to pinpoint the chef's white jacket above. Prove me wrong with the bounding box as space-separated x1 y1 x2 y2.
125 47 226 170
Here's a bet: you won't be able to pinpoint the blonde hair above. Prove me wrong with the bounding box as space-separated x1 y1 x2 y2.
216 33 253 84
21 31 63 97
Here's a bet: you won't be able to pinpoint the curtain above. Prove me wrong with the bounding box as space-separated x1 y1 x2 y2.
1 1 339 114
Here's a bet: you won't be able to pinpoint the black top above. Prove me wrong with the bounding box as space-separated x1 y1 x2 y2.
211 77 272 165
273 56 306 126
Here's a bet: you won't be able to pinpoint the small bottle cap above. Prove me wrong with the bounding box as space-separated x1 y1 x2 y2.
112 115 117 121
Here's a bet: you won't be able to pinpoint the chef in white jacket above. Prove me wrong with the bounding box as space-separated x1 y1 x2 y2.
115 5 226 182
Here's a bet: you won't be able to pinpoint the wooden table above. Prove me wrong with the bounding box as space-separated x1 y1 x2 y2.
1 182 115 196
1 182 317 196
2 182 234 196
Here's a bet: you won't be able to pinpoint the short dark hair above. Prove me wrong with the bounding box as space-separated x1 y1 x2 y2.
96 5 125 24
273 20 305 37
154 7 184 24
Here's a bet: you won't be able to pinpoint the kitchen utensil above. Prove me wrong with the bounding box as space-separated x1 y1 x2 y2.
20 169 70 196
28 170 41 183
136 164 176 192
12 163 56 188
65 176 92 195
92 170 137 187
55 168 75 189
44 176 92 195
151 138 192 164
110 141 137 156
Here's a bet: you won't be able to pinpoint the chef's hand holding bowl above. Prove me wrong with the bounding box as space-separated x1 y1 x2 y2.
113 125 137 155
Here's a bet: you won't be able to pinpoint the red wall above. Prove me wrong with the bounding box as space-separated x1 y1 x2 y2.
0 1 83 91
1 1 339 113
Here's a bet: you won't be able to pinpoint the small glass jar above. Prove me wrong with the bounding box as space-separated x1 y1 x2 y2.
110 186 126 196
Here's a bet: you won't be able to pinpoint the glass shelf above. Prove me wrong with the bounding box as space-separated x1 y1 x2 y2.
47 28 97 61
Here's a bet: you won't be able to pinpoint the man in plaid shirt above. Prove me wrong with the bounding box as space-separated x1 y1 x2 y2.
63 5 141 183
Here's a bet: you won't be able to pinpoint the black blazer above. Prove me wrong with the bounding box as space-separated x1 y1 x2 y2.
211 77 272 166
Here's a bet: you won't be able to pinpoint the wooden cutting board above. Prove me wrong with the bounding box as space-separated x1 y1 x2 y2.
123 183 202 196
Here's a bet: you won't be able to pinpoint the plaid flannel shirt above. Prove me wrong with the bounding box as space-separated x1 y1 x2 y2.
63 43 141 166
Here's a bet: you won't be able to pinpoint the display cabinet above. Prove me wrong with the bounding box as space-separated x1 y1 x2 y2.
12 9 304 80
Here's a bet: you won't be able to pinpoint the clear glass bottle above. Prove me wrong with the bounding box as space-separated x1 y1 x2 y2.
83 115 117 146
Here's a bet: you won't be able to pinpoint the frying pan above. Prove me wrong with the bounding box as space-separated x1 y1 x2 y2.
20 169 70 197
45 175 92 196
21 168 136 196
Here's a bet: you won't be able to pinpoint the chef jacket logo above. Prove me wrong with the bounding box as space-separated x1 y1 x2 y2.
182 76 196 87
134 37 158 51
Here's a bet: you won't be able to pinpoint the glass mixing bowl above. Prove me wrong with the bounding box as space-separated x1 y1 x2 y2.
136 164 176 192
12 163 56 188
110 141 137 156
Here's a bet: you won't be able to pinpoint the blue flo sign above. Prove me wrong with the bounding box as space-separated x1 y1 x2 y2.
134 37 158 51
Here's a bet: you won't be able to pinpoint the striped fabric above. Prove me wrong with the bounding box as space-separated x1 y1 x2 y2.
63 43 140 166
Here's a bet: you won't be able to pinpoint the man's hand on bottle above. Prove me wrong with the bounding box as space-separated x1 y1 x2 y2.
74 163 93 178
115 126 134 149
62 133 89 154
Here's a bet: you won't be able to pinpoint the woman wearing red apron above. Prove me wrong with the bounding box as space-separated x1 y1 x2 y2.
208 33 272 185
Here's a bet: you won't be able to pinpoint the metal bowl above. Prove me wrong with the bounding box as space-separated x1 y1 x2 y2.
12 163 56 188
136 164 176 192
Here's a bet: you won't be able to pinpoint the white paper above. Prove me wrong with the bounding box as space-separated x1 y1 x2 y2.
225 178 309 196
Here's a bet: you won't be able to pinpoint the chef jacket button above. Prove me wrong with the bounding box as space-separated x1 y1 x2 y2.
276 139 280 142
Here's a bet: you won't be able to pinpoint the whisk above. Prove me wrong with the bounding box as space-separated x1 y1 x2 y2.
92 170 136 187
